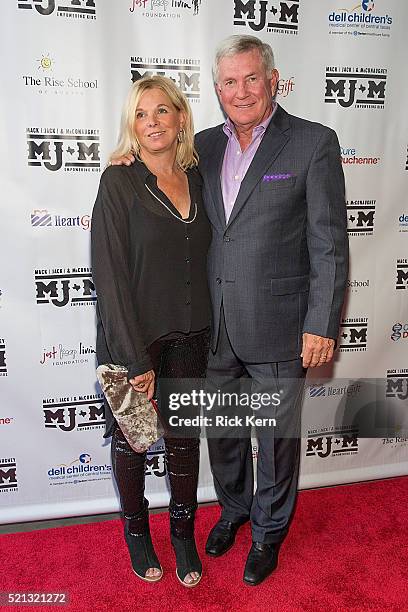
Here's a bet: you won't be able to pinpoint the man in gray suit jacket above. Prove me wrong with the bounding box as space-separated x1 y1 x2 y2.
196 35 348 586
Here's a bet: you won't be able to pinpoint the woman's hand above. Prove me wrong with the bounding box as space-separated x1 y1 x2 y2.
129 369 155 400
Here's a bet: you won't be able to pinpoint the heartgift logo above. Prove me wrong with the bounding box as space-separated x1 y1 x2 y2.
31 209 91 230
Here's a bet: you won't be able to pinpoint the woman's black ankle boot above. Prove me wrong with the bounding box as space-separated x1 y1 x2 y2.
170 500 202 587
124 498 162 582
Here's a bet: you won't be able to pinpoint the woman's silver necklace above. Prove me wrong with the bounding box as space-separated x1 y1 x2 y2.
145 183 197 224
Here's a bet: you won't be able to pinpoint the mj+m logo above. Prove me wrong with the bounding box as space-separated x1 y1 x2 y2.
233 0 299 34
325 67 386 109
18 0 96 18
27 128 100 172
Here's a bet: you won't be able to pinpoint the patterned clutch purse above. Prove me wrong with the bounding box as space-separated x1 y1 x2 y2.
96 364 164 453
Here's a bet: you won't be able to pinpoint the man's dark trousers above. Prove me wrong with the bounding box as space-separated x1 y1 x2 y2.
206 307 306 545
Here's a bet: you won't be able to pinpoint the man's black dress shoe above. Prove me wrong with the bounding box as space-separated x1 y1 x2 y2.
243 541 281 586
205 518 248 557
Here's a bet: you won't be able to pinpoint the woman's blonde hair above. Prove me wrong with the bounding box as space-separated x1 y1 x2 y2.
111 75 198 170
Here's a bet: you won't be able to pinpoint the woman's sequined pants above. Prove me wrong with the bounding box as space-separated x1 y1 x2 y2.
111 331 209 540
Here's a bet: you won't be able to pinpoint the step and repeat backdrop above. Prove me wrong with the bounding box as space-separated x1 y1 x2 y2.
0 0 407 523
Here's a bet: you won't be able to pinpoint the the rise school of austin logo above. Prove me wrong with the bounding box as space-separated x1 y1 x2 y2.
339 317 368 352
40 341 96 366
0 458 18 493
306 426 359 459
47 452 111 486
390 323 408 343
18 0 96 19
0 339 7 377
386 369 408 400
347 200 376 237
325 67 387 109
27 128 100 172
347 278 370 294
341 146 380 166
23 54 98 96
129 0 202 18
43 394 105 432
233 0 299 35
146 445 166 477
131 57 200 102
31 209 91 230
396 260 408 290
35 267 96 308
328 0 392 38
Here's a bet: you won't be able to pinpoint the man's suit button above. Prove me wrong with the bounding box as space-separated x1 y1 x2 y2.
216 278 222 284
224 236 231 242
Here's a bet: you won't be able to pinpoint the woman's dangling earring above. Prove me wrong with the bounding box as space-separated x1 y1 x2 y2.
177 128 186 143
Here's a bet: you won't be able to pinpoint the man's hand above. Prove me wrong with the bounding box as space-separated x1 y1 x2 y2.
110 152 135 166
129 369 155 400
301 333 335 368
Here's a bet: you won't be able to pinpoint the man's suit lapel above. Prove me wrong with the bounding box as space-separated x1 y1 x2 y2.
206 129 228 229
227 105 291 228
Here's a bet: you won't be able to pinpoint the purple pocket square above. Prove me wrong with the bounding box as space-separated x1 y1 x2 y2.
263 173 294 182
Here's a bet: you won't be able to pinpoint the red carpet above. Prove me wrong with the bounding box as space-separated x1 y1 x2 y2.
1 477 407 612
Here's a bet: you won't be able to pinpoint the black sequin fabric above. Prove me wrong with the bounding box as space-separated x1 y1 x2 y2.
111 330 209 538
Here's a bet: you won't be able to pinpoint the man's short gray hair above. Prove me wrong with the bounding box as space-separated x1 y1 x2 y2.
213 35 275 84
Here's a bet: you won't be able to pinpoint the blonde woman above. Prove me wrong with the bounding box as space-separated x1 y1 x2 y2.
91 76 211 587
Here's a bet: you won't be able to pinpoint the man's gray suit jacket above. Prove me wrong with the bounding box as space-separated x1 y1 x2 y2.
195 105 349 363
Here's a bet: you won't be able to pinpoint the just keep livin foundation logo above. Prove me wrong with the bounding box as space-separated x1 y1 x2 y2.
18 0 96 19
129 0 202 19
23 54 98 96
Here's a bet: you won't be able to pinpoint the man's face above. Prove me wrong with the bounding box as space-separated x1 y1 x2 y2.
216 49 279 132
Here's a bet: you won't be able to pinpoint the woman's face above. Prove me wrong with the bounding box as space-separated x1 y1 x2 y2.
133 87 185 158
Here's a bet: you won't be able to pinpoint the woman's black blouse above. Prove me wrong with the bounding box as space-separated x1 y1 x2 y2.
91 159 212 380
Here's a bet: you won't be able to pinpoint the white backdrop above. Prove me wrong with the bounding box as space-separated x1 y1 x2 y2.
0 0 407 523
